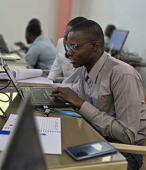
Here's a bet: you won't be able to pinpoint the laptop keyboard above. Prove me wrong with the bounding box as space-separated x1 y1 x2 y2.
22 87 55 105
0 65 27 71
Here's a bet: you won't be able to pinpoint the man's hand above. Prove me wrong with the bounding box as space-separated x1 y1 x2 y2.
15 42 28 51
49 87 85 108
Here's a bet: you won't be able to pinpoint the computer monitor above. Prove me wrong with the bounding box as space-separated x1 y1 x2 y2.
1 56 23 99
107 30 129 52
0 34 21 54
0 95 47 170
0 34 9 53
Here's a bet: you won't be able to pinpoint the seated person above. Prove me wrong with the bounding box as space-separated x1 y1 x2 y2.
104 24 116 52
15 19 56 77
49 20 146 170
15 18 41 52
48 17 87 92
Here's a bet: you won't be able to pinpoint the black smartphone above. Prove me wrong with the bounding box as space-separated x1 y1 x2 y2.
65 141 117 161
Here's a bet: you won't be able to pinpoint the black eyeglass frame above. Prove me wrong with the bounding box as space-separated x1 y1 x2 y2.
66 40 98 52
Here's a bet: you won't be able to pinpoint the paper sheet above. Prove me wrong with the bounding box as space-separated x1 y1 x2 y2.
0 69 42 80
0 133 9 150
1 114 61 154
18 77 53 85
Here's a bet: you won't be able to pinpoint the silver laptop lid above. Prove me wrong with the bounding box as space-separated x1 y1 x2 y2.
0 94 47 170
0 34 9 53
107 30 129 52
1 56 23 98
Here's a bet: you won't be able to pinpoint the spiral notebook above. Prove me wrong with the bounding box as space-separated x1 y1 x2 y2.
1 114 61 154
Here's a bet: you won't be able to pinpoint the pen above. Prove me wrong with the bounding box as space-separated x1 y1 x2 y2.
52 109 82 118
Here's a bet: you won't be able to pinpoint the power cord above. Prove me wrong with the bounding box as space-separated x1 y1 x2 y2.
0 107 7 118
0 92 10 102
0 92 10 118
33 107 44 113
0 79 11 118
0 80 11 90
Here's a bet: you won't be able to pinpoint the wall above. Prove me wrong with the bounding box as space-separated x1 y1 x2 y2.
71 0 146 59
0 0 58 48
71 0 146 90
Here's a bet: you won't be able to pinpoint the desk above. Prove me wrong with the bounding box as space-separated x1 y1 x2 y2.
0 90 127 170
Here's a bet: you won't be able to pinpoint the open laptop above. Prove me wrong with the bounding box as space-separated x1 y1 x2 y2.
0 95 47 170
0 34 20 54
107 30 129 52
1 56 72 108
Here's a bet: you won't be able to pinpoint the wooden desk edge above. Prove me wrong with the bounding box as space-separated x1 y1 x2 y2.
49 160 127 170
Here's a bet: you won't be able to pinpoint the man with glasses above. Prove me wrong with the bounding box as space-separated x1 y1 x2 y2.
48 17 87 92
50 20 146 170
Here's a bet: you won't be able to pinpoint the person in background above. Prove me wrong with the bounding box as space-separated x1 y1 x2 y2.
15 19 56 77
104 24 116 52
49 20 146 170
104 24 116 45
48 16 87 92
15 18 41 52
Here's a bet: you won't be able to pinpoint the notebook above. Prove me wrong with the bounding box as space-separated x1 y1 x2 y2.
0 64 28 71
1 56 73 108
0 95 47 170
2 114 62 154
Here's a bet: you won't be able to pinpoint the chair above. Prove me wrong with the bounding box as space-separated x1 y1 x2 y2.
55 77 64 81
110 142 146 170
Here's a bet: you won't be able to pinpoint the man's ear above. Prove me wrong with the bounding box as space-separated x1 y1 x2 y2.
92 41 99 51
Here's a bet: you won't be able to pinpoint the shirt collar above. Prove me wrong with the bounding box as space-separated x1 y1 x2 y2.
87 52 108 83
33 34 43 43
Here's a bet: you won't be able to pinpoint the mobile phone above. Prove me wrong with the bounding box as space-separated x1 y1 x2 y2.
65 141 117 161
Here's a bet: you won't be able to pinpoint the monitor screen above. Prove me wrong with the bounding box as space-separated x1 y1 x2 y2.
107 30 129 52
1 56 23 98
0 35 9 53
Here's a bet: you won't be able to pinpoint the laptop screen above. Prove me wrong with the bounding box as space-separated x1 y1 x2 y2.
107 30 129 52
0 95 47 170
0 35 9 53
1 56 23 98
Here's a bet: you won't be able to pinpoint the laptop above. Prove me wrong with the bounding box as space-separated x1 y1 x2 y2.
0 34 20 54
107 30 129 52
0 95 47 170
1 56 73 108
0 63 29 72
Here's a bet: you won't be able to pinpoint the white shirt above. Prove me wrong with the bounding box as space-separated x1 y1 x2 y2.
48 38 80 92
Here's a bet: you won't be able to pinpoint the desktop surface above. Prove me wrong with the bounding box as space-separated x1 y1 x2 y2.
0 90 127 170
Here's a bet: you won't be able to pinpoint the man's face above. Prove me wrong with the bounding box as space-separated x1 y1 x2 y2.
25 31 31 44
105 26 113 38
67 31 94 68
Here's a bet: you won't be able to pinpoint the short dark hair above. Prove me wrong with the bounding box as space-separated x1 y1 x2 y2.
70 20 104 47
26 23 41 36
67 16 87 27
28 18 41 27
107 24 116 31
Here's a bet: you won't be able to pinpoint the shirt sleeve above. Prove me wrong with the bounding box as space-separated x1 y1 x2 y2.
79 74 144 144
48 44 62 81
57 81 80 93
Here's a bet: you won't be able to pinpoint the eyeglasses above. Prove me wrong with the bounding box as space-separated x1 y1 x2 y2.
66 40 98 52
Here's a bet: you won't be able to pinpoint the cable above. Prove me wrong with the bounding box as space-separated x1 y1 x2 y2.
0 80 11 90
33 107 44 113
0 92 9 118
0 92 10 102
0 108 7 118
